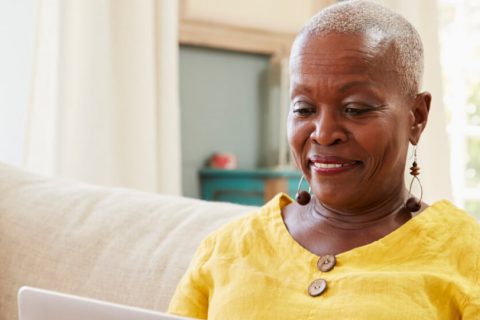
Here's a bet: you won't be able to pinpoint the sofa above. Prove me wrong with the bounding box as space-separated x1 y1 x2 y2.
0 162 254 319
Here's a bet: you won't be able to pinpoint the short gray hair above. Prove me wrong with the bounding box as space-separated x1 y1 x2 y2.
297 0 424 97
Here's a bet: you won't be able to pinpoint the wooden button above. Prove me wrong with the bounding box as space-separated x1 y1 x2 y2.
317 254 336 272
308 278 327 297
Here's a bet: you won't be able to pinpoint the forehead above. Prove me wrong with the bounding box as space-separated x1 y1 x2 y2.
290 32 397 89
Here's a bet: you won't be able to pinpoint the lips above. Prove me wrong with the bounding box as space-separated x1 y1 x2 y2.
309 155 361 175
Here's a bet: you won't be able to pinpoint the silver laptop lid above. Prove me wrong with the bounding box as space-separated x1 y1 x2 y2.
18 286 195 320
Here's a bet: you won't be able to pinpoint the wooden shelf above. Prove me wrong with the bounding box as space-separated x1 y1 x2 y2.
200 168 302 205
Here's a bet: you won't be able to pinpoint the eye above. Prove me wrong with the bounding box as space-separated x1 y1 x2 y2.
292 101 316 117
343 104 373 116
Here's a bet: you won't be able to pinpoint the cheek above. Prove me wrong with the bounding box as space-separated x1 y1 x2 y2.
286 115 299 149
357 115 409 167
287 116 311 165
286 120 300 167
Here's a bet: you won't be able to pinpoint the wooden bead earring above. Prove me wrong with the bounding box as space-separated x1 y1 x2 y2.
406 146 423 212
296 175 311 205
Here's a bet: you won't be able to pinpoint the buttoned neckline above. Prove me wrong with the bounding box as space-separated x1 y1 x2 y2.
268 193 456 266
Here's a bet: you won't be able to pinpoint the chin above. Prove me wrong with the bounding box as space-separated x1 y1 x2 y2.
313 188 360 211
315 192 345 208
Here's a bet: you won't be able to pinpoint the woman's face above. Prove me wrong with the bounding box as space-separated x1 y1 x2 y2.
288 33 419 212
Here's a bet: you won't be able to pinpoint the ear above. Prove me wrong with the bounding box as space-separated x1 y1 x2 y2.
409 92 431 145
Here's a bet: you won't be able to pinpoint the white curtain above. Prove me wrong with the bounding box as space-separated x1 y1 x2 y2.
379 0 453 203
24 0 181 194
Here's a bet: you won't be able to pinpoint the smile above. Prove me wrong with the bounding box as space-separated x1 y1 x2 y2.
311 162 357 169
309 158 360 175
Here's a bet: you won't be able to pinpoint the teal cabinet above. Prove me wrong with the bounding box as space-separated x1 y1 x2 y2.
199 168 302 206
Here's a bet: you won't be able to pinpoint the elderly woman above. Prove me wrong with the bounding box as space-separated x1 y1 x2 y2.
168 0 480 318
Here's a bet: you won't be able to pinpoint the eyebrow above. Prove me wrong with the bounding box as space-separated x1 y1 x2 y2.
338 81 372 93
290 83 314 97
291 80 376 98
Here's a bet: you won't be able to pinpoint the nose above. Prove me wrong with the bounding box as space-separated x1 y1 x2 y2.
310 110 348 146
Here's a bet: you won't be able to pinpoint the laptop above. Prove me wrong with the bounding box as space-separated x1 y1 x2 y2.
18 286 196 320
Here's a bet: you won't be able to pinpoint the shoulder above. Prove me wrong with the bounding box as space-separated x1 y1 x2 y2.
201 193 293 259
427 200 480 243
425 200 480 277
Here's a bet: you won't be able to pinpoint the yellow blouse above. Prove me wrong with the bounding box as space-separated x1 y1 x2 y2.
168 193 480 319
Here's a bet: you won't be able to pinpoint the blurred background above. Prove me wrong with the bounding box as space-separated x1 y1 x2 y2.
0 0 478 217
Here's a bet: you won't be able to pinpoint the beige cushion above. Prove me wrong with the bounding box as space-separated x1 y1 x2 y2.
0 163 254 319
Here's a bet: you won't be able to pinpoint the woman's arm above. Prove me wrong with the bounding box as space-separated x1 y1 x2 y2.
168 236 214 319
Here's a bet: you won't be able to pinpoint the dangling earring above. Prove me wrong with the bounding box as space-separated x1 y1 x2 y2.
296 175 311 205
406 146 423 212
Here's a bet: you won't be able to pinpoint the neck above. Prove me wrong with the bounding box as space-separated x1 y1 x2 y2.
308 189 411 231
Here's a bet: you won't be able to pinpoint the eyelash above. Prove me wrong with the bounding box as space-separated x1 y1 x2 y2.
292 107 315 116
344 106 372 116
292 103 373 117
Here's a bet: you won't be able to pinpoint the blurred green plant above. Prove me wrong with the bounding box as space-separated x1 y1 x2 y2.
465 200 480 219
467 81 480 125
466 138 480 188
465 81 480 190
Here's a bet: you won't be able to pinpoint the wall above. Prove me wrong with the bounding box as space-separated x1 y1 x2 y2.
183 0 310 34
182 0 335 34
0 0 35 166
180 45 270 198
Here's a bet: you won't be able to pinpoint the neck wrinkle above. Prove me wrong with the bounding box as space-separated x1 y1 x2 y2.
309 188 410 230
